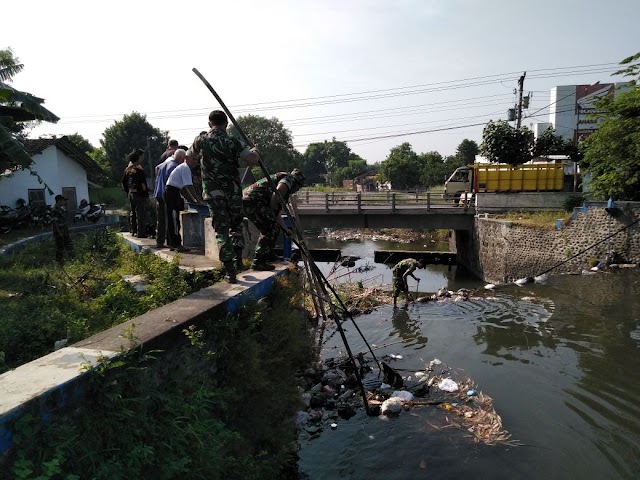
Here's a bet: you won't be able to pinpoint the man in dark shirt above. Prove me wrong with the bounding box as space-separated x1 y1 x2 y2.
158 139 179 167
121 149 149 238
52 194 73 262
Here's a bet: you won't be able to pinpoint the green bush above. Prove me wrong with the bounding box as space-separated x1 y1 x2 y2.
0 229 221 373
5 277 314 479
563 195 584 212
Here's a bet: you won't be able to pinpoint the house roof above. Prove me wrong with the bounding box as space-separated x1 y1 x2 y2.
24 136 107 185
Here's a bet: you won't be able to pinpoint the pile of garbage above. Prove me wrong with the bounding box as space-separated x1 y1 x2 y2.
416 287 473 303
297 356 517 446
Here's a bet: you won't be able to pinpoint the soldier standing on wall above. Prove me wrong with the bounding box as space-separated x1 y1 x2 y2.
121 149 149 238
189 110 260 283
242 169 305 270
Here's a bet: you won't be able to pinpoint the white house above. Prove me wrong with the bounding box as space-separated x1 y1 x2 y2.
0 136 105 214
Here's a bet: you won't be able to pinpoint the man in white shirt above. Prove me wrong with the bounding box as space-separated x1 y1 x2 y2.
164 149 200 252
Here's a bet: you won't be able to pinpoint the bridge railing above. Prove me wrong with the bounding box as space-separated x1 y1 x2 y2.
292 191 471 212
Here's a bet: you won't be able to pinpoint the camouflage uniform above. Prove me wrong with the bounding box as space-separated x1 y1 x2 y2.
190 128 251 262
52 205 72 261
242 173 296 264
392 258 420 297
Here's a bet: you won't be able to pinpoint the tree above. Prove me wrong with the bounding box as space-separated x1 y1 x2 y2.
614 51 640 84
67 132 95 154
228 115 300 174
455 139 479 166
379 142 424 190
100 112 168 185
582 67 640 200
0 47 24 82
480 121 573 166
0 48 59 177
479 121 535 166
328 157 369 187
302 139 361 186
419 151 448 189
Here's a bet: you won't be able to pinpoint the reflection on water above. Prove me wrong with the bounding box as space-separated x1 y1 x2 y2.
390 307 428 348
299 244 640 479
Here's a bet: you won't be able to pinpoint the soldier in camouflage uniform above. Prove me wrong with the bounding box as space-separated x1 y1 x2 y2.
52 194 73 262
392 258 425 307
243 169 305 270
189 110 259 283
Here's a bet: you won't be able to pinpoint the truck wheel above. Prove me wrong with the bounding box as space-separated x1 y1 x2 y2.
453 192 462 205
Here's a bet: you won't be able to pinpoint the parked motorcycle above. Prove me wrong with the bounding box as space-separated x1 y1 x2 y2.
29 204 53 227
74 199 106 223
0 199 31 233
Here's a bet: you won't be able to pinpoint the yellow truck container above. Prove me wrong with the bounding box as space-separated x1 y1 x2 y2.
444 163 565 201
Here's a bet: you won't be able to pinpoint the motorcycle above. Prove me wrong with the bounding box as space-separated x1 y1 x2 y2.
74 199 106 223
0 199 31 233
29 204 53 227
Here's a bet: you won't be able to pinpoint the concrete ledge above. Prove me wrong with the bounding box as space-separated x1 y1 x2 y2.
0 220 122 256
0 262 289 454
204 217 260 262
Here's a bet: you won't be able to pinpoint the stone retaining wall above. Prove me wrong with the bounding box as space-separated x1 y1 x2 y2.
454 205 640 283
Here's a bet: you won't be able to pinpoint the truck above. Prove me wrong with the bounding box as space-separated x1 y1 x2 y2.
443 163 566 203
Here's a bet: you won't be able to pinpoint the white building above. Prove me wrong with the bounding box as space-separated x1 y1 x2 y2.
0 136 105 214
532 82 631 142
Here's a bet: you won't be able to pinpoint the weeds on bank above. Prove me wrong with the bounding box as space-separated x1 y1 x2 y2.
5 277 315 480
494 210 571 228
0 229 223 373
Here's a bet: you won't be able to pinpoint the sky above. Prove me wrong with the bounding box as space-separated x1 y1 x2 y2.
4 0 640 164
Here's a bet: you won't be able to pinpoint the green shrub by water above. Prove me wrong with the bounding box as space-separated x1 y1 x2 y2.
0 229 222 373
5 276 315 480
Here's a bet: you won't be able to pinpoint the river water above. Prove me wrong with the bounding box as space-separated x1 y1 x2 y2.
298 235 640 479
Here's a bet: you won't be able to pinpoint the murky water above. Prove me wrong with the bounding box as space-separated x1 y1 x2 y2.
298 237 640 479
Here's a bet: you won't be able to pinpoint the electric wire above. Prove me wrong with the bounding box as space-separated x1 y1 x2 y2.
58 62 619 122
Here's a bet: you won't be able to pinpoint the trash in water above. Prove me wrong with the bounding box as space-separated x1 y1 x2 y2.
438 378 459 392
428 358 442 369
389 354 403 360
534 273 548 283
514 277 534 286
391 390 414 402
381 397 402 415
484 283 496 290
300 355 516 446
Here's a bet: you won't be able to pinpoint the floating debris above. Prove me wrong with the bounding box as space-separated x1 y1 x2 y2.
298 353 517 446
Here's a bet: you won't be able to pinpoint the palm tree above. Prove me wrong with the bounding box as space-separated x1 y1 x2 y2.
0 47 59 174
0 47 24 82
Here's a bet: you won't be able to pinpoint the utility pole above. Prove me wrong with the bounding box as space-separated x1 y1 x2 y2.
516 71 526 128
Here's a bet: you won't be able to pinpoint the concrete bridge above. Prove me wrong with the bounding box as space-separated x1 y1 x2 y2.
293 191 475 230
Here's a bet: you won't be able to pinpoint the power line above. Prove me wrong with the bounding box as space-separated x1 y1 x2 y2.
58 62 619 121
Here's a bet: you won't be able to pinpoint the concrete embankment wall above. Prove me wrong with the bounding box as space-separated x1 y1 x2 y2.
0 255 288 455
453 204 640 283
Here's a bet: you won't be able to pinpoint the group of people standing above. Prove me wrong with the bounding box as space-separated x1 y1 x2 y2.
121 109 305 283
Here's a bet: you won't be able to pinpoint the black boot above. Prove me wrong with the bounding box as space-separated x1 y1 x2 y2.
223 261 237 284
235 248 245 271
